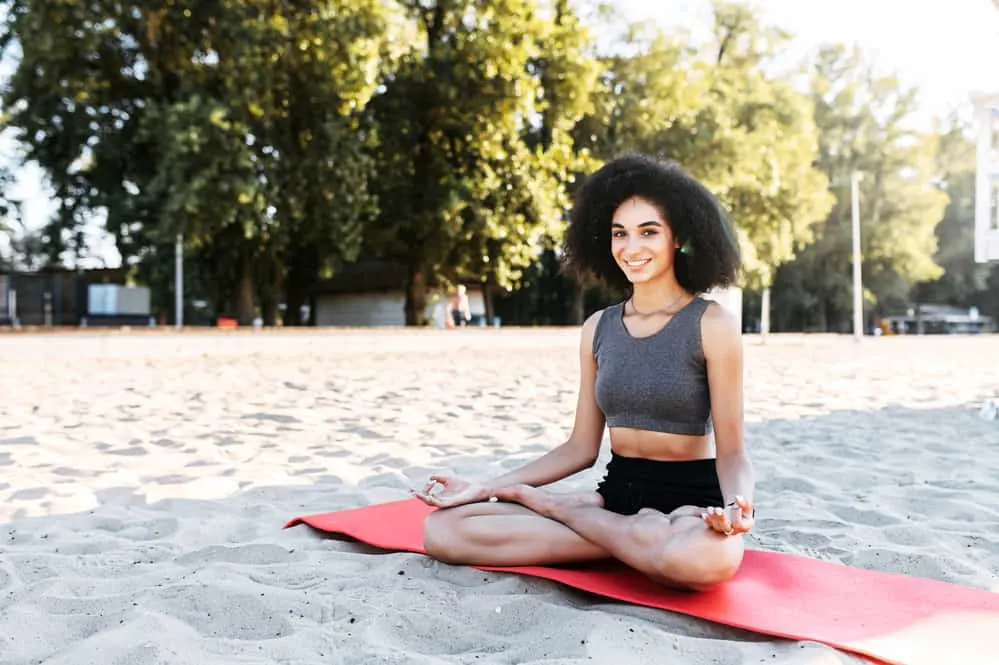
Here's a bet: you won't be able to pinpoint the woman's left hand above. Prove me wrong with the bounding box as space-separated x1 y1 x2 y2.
702 495 754 536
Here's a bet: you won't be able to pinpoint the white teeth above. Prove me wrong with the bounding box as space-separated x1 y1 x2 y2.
625 259 650 266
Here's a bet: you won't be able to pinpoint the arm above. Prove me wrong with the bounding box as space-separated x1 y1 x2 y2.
483 309 607 492
702 303 755 507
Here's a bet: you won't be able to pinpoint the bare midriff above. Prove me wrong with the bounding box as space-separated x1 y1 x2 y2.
608 427 714 462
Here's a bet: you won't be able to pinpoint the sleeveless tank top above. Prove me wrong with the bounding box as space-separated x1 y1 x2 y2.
592 297 712 436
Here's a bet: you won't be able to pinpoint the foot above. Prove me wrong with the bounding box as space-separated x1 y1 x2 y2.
492 485 603 519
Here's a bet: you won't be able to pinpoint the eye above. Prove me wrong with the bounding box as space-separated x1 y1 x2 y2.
612 230 625 238
642 229 658 236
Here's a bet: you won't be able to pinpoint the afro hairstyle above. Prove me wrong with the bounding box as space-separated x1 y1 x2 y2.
561 154 741 295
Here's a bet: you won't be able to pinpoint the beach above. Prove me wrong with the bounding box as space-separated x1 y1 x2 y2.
1 328 997 664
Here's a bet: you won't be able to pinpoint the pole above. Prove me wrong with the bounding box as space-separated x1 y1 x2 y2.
851 171 863 340
175 233 183 330
760 287 770 342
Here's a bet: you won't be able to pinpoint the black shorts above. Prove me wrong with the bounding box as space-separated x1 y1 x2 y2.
595 453 724 516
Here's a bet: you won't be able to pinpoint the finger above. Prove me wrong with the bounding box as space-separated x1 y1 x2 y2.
429 474 454 486
731 513 753 533
703 509 728 533
410 490 433 506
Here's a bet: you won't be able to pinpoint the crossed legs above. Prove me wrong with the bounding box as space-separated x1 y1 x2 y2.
422 485 744 590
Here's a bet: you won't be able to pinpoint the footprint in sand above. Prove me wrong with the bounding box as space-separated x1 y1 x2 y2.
173 543 301 567
831 505 900 528
148 584 296 640
10 487 48 502
880 524 936 547
113 517 179 542
764 476 819 495
108 446 148 457
0 562 13 594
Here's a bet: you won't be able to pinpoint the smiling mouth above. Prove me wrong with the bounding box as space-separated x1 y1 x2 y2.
624 258 651 267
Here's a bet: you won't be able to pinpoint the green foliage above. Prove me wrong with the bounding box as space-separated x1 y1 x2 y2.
0 0 986 329
2 0 394 322
771 44 950 331
366 0 599 323
574 2 832 292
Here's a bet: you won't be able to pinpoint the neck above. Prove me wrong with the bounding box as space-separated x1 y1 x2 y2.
630 276 688 314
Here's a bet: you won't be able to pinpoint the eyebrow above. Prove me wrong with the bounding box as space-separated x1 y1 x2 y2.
611 220 663 228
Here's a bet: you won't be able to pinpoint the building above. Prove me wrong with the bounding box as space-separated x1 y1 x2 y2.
879 304 994 336
0 267 153 328
309 260 494 327
974 92 999 264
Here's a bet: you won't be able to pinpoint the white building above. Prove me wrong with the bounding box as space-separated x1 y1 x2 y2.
974 92 999 264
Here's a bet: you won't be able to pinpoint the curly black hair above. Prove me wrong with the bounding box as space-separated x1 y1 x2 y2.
561 154 741 295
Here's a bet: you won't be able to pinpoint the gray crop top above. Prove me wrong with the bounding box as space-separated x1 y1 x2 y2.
592 297 713 436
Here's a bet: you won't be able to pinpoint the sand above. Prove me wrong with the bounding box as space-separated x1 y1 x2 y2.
1 327 997 664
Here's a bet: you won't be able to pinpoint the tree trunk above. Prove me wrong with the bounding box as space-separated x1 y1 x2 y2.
405 266 427 326
283 244 320 326
569 280 585 325
236 256 255 325
481 283 493 324
259 258 282 327
261 295 279 327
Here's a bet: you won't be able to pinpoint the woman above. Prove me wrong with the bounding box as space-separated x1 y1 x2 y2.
414 154 755 591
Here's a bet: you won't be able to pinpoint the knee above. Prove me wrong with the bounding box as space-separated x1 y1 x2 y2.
653 536 745 590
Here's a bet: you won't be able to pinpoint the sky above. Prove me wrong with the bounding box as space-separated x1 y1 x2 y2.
3 0 999 268
616 0 999 122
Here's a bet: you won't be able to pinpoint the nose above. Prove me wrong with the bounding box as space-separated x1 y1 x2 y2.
622 234 646 256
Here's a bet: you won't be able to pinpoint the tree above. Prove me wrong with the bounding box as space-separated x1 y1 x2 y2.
575 2 833 306
447 0 601 322
771 44 948 332
1 0 397 323
916 115 990 305
699 1 834 295
366 0 597 325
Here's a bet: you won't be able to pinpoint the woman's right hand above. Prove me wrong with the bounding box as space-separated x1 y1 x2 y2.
412 474 490 509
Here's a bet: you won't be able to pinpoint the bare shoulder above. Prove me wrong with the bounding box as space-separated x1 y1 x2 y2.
579 307 607 345
700 300 742 357
582 307 606 333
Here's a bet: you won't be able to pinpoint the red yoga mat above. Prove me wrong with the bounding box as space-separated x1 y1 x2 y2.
285 498 999 665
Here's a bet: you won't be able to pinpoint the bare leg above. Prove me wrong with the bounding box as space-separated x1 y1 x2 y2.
422 492 610 567
493 484 745 590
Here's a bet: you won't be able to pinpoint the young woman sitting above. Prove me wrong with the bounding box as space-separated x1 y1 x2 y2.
413 154 754 591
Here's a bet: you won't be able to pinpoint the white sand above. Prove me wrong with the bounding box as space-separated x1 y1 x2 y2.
1 328 998 664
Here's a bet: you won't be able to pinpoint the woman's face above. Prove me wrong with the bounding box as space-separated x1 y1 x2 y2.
610 196 677 285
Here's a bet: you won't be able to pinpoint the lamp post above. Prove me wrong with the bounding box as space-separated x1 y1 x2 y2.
175 233 183 330
850 171 863 340
830 170 865 340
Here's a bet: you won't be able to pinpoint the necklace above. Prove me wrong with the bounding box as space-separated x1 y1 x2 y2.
628 292 689 317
